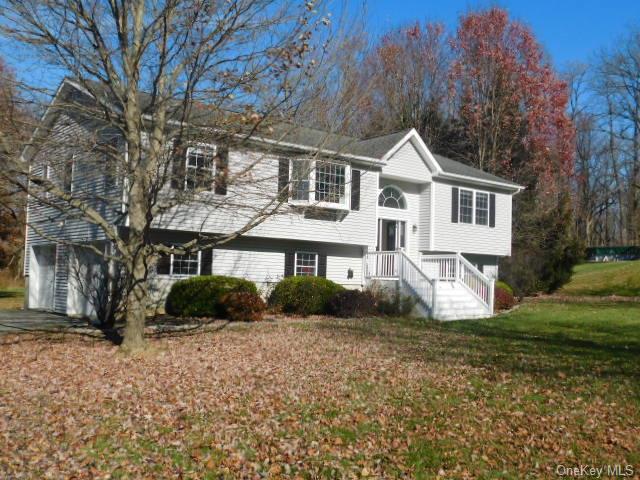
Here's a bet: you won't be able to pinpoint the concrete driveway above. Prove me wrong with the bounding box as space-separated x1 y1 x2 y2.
0 309 90 334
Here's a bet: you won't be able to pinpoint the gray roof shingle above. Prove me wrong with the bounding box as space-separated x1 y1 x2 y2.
433 154 521 187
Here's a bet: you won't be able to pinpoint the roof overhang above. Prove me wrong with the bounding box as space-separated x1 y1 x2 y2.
380 128 443 174
434 172 525 194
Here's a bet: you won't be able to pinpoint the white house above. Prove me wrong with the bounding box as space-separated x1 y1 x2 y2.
24 79 523 321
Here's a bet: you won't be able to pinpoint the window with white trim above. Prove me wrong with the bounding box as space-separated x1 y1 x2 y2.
315 161 346 204
475 192 489 226
291 159 311 201
459 189 473 224
378 186 406 209
185 147 215 190
171 251 200 276
295 252 317 276
288 159 348 207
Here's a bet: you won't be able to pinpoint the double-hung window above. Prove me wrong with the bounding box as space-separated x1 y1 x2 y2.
459 189 474 224
288 159 348 208
171 251 200 276
475 192 489 226
291 160 312 201
295 252 317 276
315 161 346 205
185 147 215 190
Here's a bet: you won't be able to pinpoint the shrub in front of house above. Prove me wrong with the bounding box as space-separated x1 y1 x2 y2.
269 276 344 316
165 275 258 318
219 291 266 322
326 289 377 318
496 280 514 296
494 285 516 311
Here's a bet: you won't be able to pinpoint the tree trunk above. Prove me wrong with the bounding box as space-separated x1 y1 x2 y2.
120 252 149 353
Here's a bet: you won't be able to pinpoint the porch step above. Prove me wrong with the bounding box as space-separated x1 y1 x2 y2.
432 281 491 321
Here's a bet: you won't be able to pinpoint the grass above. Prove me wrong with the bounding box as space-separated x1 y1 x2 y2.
559 260 640 296
2 298 639 478
1 264 639 478
0 287 24 310
0 269 24 310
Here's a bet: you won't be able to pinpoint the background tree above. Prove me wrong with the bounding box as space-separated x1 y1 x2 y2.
0 0 335 352
0 57 29 278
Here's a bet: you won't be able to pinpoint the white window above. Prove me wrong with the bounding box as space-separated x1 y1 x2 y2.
459 189 473 224
475 192 489 226
171 251 200 276
295 252 317 276
185 147 215 190
289 159 348 207
291 159 311 201
378 186 406 209
315 161 346 204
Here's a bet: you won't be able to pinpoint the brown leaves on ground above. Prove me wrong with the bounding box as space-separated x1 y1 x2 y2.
0 318 638 479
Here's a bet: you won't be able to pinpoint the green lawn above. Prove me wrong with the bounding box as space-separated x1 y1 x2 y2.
0 287 24 310
559 260 640 296
2 264 640 478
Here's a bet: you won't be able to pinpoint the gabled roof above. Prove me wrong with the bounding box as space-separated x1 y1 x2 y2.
31 79 524 190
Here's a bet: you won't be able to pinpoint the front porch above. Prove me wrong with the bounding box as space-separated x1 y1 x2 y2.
364 250 495 320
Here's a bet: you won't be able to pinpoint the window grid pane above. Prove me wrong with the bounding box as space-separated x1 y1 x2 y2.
460 190 473 224
315 162 346 204
378 186 406 209
475 193 489 226
292 160 311 201
295 252 317 276
186 149 214 190
172 252 199 276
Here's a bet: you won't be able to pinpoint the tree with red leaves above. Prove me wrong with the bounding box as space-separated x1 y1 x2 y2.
450 7 574 194
449 8 580 294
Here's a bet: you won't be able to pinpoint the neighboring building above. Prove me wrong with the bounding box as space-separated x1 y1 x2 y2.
23 79 523 321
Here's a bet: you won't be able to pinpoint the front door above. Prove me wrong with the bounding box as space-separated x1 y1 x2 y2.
377 219 406 251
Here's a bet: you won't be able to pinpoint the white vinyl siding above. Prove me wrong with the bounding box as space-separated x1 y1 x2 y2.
25 109 124 314
432 180 512 256
155 151 378 248
382 140 432 182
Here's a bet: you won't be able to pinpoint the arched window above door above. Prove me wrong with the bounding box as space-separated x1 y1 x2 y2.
378 186 406 209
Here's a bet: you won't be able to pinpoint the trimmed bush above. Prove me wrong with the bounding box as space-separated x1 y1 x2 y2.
496 280 514 296
165 275 258 318
327 290 377 318
494 286 516 311
269 276 344 316
219 291 266 322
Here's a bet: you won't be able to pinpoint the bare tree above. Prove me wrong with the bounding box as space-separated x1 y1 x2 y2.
0 0 339 352
594 28 640 245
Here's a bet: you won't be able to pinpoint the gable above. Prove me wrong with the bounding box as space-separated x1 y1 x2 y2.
381 139 432 182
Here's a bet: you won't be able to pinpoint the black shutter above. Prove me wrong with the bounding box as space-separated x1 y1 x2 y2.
278 159 289 201
317 254 327 277
451 187 459 223
157 254 171 275
284 252 295 277
214 146 229 195
171 140 186 190
200 249 213 275
489 193 496 228
351 169 361 211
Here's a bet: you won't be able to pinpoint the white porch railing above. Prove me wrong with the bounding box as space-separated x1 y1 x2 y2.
421 253 494 312
364 250 399 278
364 250 436 313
